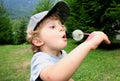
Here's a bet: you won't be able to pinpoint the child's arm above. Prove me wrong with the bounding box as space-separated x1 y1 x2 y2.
40 31 110 81
69 78 74 81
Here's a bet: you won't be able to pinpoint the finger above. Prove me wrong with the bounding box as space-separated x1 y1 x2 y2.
103 35 111 44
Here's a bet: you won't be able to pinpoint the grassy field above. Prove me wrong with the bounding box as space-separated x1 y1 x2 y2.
0 39 120 81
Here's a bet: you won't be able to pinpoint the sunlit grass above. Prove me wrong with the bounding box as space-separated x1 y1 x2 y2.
72 49 120 81
0 45 32 81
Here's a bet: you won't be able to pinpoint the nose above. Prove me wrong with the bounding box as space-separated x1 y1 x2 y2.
59 25 65 32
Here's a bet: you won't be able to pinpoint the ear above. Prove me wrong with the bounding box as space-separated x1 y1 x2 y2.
32 37 44 46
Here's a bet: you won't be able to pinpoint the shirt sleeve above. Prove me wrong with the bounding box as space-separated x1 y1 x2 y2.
30 54 53 81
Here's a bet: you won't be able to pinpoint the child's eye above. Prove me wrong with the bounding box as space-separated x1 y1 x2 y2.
50 26 55 29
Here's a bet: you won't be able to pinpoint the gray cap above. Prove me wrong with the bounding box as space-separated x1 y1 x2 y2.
27 1 70 32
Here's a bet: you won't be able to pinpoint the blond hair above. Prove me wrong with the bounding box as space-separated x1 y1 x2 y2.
26 14 66 54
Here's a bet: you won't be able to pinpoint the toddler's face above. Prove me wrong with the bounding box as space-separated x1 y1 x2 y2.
38 18 67 51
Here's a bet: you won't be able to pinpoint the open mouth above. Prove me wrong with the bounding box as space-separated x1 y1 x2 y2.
62 34 67 40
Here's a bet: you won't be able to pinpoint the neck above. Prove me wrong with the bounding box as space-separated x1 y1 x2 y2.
40 46 61 56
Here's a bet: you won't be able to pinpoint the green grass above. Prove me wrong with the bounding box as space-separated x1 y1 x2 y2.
0 39 120 81
73 49 120 81
0 45 32 81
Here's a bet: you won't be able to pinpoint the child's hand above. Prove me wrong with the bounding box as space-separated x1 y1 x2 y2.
85 31 111 50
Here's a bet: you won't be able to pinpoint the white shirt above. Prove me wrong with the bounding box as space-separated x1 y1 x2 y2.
30 50 67 81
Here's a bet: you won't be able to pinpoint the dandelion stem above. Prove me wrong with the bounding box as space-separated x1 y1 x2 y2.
83 33 89 35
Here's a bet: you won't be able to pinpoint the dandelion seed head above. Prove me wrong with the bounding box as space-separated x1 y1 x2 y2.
72 29 84 41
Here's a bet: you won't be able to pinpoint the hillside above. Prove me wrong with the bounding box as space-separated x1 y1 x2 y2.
3 0 39 19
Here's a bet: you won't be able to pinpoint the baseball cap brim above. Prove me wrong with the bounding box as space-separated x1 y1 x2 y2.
27 1 70 31
46 1 70 24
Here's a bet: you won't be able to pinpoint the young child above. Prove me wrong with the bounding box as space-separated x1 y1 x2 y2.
26 1 111 81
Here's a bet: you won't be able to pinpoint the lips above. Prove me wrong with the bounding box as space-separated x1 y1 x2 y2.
62 34 67 40
63 34 66 38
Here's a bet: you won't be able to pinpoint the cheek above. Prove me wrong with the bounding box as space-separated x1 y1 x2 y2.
39 31 56 42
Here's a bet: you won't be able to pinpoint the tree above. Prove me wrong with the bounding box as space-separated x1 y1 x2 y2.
0 1 12 44
33 0 53 15
11 18 27 45
65 0 120 42
101 2 120 40
64 0 96 37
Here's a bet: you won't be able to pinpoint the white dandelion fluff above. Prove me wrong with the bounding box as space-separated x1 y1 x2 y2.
72 29 89 41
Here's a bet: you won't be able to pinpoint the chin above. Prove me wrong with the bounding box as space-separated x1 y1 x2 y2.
60 43 67 49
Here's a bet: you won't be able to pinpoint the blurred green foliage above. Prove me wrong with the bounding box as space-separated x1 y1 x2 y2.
0 3 12 44
11 18 27 44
